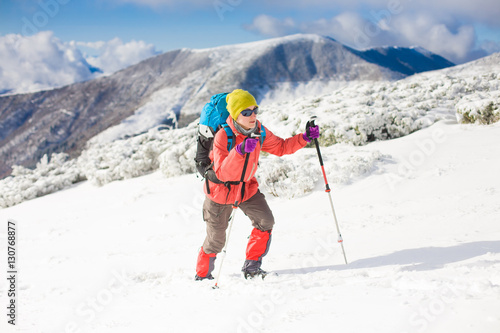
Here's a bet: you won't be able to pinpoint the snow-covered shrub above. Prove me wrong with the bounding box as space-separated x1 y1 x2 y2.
78 124 198 186
79 139 162 186
316 124 338 146
456 93 500 125
258 152 319 198
158 141 197 178
0 153 84 208
326 149 388 184
257 146 388 199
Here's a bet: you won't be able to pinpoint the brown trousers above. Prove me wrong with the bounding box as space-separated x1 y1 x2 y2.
202 190 275 254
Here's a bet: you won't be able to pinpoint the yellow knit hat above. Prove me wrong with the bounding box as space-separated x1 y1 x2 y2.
226 89 258 120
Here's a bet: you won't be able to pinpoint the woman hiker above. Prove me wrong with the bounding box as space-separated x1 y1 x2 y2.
195 89 320 280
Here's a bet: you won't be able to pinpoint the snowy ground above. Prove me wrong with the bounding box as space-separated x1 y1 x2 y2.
1 120 499 333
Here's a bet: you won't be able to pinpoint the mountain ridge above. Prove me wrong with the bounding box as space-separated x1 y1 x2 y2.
0 34 455 178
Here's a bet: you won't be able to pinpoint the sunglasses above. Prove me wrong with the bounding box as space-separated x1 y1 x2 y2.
240 107 259 117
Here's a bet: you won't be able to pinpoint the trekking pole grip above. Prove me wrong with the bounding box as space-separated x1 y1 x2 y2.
308 119 330 192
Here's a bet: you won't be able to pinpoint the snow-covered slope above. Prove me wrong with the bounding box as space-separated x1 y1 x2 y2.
0 120 499 333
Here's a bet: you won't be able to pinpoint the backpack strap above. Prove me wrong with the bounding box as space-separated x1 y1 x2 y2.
221 123 235 151
203 123 234 195
260 125 266 146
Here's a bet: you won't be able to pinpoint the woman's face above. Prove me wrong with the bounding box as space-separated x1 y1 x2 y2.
236 106 258 130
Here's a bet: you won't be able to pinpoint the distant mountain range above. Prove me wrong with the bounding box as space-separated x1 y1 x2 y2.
0 34 455 178
353 45 454 76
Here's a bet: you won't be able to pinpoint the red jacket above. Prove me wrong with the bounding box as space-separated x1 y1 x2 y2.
205 117 308 204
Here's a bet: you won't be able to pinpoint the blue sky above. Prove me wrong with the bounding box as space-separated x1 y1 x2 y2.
1 0 500 64
0 1 266 51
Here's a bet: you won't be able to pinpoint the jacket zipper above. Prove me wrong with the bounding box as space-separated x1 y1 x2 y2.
246 162 256 182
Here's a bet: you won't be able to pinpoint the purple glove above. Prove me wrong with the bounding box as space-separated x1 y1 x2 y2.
236 137 259 155
303 125 320 142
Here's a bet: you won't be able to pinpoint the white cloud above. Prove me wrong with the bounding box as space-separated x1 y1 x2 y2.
245 15 298 37
0 32 160 96
407 0 500 27
392 14 477 63
246 12 397 48
302 12 398 49
245 11 494 64
479 40 500 55
78 38 159 75
0 31 94 95
266 0 500 27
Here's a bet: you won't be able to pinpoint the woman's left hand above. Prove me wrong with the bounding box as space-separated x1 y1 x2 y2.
303 124 320 142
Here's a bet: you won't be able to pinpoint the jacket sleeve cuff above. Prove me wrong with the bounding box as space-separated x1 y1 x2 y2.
235 143 244 155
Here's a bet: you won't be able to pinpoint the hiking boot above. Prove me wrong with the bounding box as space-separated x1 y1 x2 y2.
243 268 268 280
195 274 214 281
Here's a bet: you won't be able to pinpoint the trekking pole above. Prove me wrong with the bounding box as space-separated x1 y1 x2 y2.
308 120 348 265
213 134 257 289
